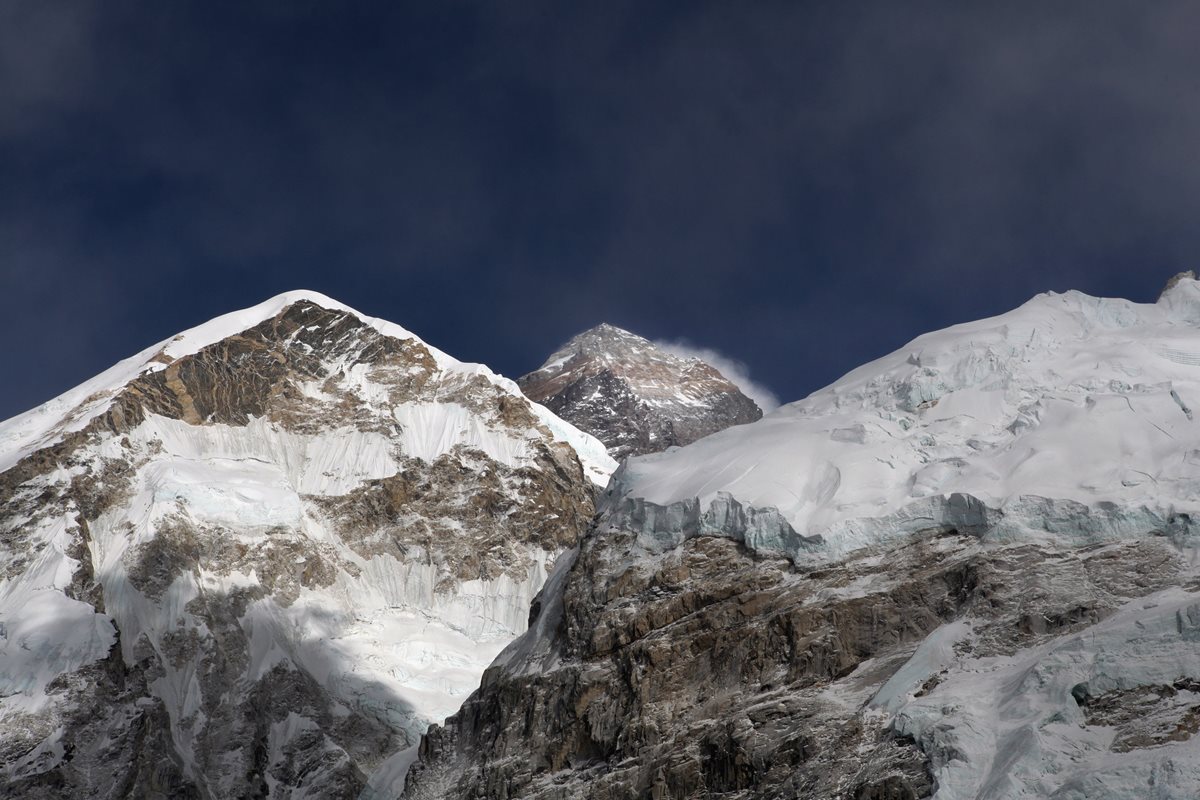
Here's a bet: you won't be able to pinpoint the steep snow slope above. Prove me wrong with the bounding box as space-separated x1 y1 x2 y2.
519 323 761 459
0 291 614 798
407 277 1200 800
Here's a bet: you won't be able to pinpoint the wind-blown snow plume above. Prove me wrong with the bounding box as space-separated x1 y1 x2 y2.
654 340 780 412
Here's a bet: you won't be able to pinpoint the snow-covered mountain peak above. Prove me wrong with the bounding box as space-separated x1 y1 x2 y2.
0 292 616 797
1156 269 1200 323
546 323 676 366
156 289 422 362
519 324 762 459
532 323 710 381
0 291 614 483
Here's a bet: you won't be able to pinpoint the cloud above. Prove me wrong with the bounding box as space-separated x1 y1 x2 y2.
654 340 781 413
0 3 101 138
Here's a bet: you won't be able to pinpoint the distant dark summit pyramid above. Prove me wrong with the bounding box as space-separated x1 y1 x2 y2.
518 323 762 459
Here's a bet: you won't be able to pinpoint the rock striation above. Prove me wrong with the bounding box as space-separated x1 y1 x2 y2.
0 291 615 799
518 324 762 460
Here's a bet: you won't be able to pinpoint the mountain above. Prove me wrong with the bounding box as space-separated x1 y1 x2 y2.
0 291 615 799
517 324 762 459
407 277 1200 799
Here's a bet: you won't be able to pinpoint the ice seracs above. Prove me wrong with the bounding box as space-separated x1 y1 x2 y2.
613 277 1200 561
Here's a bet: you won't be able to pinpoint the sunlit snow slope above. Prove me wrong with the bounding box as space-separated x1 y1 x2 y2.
0 291 614 799
613 276 1200 559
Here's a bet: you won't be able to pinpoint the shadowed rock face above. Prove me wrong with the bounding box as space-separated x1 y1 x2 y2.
1 636 200 800
519 324 762 459
404 516 1194 799
0 297 606 799
313 443 594 586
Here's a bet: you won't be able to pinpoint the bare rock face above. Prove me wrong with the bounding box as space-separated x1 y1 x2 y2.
518 324 762 459
0 292 614 799
405 513 1198 800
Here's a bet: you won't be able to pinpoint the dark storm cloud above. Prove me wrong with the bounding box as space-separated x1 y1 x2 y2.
3 2 1200 420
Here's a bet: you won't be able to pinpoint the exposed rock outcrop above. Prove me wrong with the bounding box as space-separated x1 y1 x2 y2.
405 509 1199 799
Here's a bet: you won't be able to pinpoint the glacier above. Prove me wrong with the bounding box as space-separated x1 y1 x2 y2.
614 279 1200 560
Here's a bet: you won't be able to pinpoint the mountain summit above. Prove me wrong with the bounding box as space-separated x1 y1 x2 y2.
0 291 614 798
518 324 762 459
12 279 1200 800
409 278 1200 800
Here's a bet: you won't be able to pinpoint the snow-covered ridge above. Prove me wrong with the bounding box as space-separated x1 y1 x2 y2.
614 276 1200 557
0 290 615 483
0 292 361 471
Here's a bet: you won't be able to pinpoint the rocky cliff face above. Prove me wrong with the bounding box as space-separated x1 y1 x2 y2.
407 279 1200 800
408 522 1196 800
518 324 762 460
0 291 615 799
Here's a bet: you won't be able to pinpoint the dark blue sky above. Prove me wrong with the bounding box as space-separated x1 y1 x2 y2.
3 2 1198 420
